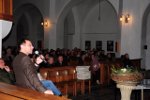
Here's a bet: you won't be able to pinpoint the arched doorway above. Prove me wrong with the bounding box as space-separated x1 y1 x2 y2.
3 3 44 49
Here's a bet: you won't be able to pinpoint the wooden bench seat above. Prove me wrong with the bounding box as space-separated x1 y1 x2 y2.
0 82 68 100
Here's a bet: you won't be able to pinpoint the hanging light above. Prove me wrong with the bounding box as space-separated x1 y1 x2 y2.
98 0 101 21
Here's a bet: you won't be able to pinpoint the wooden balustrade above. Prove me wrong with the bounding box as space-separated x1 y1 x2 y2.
40 58 141 93
0 0 13 20
0 82 68 100
40 66 91 96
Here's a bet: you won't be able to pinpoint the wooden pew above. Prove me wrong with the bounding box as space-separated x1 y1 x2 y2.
40 66 91 96
0 82 68 100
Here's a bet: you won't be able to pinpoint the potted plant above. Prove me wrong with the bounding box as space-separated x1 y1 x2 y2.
111 66 143 85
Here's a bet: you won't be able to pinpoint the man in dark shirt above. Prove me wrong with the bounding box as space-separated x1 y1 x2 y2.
13 39 53 94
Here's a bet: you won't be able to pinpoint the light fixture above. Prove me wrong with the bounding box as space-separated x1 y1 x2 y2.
41 19 49 28
120 14 130 23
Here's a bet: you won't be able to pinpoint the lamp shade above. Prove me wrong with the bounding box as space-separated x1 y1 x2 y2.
0 20 12 39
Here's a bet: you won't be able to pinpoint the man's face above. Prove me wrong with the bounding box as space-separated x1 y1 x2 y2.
58 56 63 62
48 57 54 64
21 40 34 55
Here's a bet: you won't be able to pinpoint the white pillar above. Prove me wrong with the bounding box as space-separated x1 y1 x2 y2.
0 20 2 58
120 0 141 59
72 8 81 48
43 0 57 49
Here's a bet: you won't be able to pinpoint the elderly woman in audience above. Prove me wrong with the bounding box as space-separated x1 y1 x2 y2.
0 58 15 84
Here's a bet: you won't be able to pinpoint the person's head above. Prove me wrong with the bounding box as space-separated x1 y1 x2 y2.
47 56 55 64
57 55 64 63
45 53 50 61
0 58 5 68
107 53 111 58
19 39 34 55
124 53 129 59
6 48 12 55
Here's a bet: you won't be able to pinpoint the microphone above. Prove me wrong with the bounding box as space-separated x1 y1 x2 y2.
34 50 47 63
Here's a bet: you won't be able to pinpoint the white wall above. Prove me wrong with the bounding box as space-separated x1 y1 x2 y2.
80 0 119 56
120 0 150 59
82 1 119 33
145 15 150 69
81 33 120 56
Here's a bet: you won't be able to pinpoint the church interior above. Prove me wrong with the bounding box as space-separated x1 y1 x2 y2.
1 0 150 100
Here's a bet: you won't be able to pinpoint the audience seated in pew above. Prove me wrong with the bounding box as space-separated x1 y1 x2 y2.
55 55 68 67
40 55 56 68
2 44 140 88
122 53 133 68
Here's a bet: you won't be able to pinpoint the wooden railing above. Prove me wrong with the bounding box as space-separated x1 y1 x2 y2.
0 82 68 100
40 58 141 92
0 0 13 20
40 66 91 96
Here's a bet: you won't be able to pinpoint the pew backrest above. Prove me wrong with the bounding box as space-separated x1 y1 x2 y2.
0 82 68 100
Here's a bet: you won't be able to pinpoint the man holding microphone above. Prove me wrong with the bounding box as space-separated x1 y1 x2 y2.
13 39 53 95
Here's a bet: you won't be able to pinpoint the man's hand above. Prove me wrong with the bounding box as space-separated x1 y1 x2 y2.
35 55 44 65
44 90 54 95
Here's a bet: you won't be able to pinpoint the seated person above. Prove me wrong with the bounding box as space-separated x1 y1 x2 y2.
42 56 56 68
4 47 15 68
0 58 15 84
55 55 67 67
122 53 133 68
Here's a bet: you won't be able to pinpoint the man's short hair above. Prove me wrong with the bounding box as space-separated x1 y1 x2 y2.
18 38 30 50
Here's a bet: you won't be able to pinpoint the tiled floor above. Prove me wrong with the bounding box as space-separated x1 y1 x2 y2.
69 82 150 100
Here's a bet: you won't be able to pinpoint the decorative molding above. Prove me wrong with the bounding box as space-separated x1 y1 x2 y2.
83 33 117 34
0 14 13 21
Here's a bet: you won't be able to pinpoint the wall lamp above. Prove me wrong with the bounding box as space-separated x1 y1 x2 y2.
41 20 49 28
120 14 130 23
